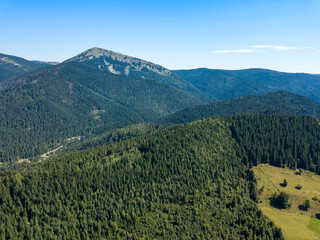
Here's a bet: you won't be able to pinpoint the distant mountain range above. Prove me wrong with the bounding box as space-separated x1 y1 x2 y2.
1 47 320 163
1 47 320 239
66 48 320 104
159 91 320 125
174 68 320 102
0 53 57 82
1 48 320 103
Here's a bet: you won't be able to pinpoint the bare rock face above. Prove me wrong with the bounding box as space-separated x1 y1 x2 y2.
0 56 23 68
66 47 172 78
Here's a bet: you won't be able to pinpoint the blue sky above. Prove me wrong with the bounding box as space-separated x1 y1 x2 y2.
1 0 319 73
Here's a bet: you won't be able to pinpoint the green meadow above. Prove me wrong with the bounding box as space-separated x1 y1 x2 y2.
253 164 320 240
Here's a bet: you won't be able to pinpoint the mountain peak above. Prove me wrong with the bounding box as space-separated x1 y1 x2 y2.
66 47 172 77
79 47 124 60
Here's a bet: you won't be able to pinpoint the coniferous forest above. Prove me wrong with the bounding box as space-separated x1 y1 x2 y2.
1 113 320 238
0 118 284 239
1 47 320 239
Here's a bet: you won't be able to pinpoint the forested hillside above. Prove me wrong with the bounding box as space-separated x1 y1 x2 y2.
159 91 320 125
0 61 200 164
0 63 139 164
174 68 320 102
56 62 201 120
0 53 51 82
226 115 320 173
1 110 320 239
66 123 159 152
0 48 319 239
0 118 283 239
69 113 320 177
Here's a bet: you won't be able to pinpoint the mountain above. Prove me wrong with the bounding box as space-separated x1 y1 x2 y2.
54 62 202 120
67 49 320 103
66 47 207 100
174 68 320 102
0 60 201 164
66 47 172 78
0 117 283 239
159 91 320 125
0 62 140 164
0 53 53 82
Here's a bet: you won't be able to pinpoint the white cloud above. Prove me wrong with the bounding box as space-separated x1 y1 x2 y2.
213 49 261 54
251 45 298 51
213 45 317 54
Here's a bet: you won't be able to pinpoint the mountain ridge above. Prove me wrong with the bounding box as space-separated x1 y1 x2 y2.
174 68 320 102
0 61 201 163
0 53 52 82
5 49 320 104
159 90 320 125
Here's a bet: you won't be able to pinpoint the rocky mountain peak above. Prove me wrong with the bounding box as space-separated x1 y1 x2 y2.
66 47 172 77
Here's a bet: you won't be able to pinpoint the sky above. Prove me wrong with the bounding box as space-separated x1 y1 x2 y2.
0 0 319 73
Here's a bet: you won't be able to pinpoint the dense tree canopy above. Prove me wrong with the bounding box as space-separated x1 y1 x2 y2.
0 118 283 239
159 91 320 125
226 115 320 173
0 62 200 164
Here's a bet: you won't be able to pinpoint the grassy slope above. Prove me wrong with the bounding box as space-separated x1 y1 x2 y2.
253 164 320 239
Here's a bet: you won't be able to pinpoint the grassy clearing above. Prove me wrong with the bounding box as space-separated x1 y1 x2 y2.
253 164 320 240
309 218 320 239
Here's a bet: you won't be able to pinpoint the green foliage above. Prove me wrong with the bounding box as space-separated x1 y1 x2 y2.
280 179 288 187
225 115 320 174
58 62 201 121
296 184 303 190
0 65 140 164
66 123 159 152
299 200 311 211
174 68 320 102
0 62 200 164
162 110 320 175
0 53 50 82
0 118 282 239
159 91 320 125
270 192 291 209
